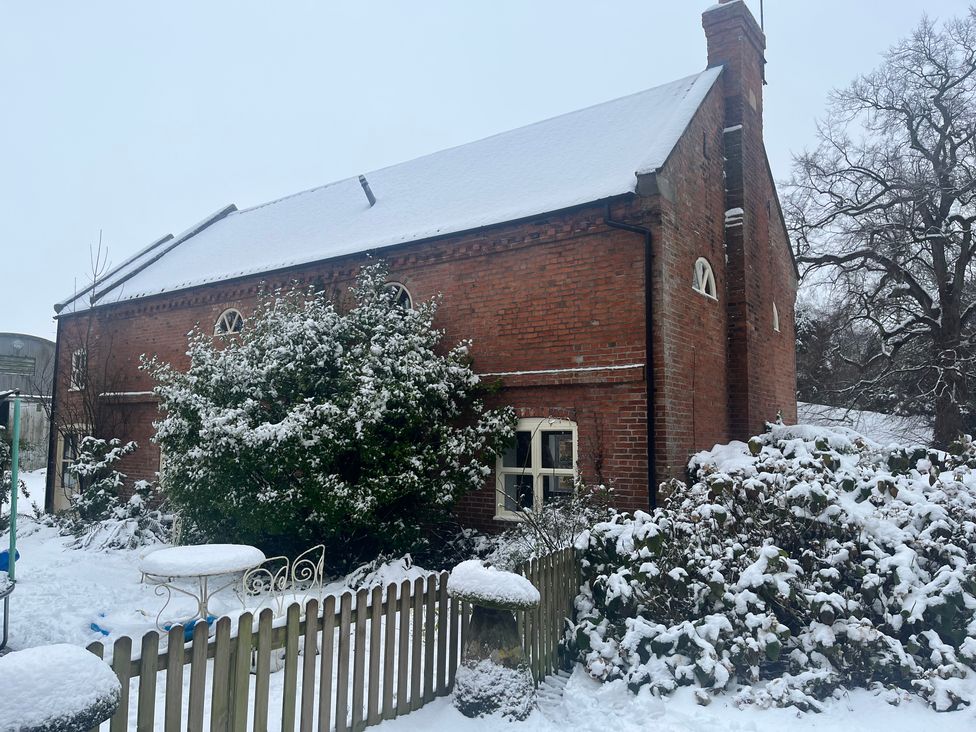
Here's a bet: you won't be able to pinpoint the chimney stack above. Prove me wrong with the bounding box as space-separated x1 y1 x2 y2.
702 0 769 440
702 0 766 132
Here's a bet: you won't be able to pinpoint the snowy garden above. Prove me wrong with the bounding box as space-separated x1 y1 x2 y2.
3 411 976 730
0 267 975 729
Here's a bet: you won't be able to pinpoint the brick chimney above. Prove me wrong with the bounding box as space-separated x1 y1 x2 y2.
703 0 766 132
702 0 770 439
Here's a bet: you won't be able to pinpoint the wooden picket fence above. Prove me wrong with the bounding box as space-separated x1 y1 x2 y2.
87 547 579 731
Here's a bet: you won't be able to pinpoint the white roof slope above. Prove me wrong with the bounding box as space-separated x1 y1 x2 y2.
73 67 722 310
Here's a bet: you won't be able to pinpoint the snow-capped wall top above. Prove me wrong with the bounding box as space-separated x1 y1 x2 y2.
60 67 722 313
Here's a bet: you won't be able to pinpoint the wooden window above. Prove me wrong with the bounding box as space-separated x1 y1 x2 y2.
214 308 244 336
57 430 83 495
495 417 577 519
692 257 717 299
385 282 413 309
69 349 87 391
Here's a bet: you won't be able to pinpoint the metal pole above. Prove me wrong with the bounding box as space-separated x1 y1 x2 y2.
8 396 20 582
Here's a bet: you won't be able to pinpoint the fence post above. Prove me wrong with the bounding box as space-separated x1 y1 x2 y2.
281 603 301 732
230 612 253 732
187 620 210 732
136 630 160 732
318 595 337 732
422 576 436 703
210 617 232 732
435 572 449 696
366 585 383 726
381 583 397 720
409 576 424 711
86 641 105 732
109 636 132 732
395 579 410 718
253 608 274 732
300 598 319 732
335 592 353 732
164 626 185 732
351 588 368 731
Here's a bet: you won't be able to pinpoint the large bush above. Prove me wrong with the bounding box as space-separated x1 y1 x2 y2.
144 263 514 563
573 425 976 711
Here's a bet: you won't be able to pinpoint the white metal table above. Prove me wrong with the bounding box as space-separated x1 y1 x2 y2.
140 544 266 629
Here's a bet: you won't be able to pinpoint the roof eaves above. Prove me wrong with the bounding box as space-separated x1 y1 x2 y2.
86 204 238 310
54 233 175 314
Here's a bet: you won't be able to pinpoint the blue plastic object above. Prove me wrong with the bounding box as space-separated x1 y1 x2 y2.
90 622 110 636
165 615 216 643
0 550 20 573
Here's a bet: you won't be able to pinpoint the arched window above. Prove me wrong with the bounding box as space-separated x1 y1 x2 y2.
214 308 244 336
692 257 717 299
773 302 780 332
385 282 413 309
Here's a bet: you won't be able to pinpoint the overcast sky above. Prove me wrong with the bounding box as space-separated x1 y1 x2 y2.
2 0 972 341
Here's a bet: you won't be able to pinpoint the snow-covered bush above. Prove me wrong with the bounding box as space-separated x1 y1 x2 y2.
573 424 976 711
56 437 169 550
144 263 515 564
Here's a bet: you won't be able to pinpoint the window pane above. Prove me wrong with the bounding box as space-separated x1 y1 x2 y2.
541 431 573 469
502 431 532 469
503 474 534 511
543 475 574 502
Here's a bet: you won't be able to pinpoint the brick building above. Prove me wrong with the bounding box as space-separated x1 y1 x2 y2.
46 0 797 530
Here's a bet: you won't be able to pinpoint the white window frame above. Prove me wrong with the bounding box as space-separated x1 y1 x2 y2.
69 348 87 391
773 302 780 332
214 308 244 336
385 282 413 309
495 417 578 520
54 426 86 507
692 257 717 300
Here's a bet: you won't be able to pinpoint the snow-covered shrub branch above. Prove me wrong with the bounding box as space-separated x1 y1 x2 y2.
143 262 515 564
56 436 169 550
573 425 976 711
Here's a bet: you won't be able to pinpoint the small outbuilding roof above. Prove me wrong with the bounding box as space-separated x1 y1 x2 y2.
58 66 722 313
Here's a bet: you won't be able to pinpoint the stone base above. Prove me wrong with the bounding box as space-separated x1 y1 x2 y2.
453 658 535 720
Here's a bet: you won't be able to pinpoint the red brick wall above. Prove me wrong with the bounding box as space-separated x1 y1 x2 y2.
651 79 732 478
48 0 799 526
50 201 654 528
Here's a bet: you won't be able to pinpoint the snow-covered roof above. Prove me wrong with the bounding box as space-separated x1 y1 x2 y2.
60 67 722 312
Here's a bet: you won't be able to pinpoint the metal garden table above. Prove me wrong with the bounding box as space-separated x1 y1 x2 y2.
140 544 266 629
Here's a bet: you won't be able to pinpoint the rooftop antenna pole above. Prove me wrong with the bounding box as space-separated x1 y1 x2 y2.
760 0 764 31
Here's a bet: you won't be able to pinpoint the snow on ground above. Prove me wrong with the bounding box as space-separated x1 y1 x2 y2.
797 401 932 446
372 666 976 732
0 475 432 652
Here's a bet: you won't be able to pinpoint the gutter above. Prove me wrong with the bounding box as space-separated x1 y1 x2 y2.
604 205 658 510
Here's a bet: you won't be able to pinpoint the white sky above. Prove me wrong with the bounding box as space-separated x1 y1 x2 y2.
2 0 971 340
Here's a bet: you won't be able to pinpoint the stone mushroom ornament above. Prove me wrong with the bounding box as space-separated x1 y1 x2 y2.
447 560 541 720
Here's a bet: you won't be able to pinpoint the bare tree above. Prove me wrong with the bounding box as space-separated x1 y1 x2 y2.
50 235 131 505
787 9 976 447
